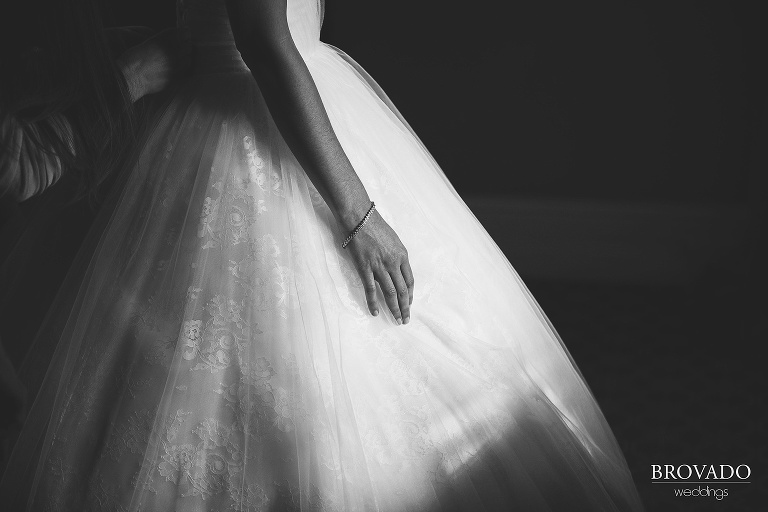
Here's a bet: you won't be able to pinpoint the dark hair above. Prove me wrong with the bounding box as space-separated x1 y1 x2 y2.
1 0 137 203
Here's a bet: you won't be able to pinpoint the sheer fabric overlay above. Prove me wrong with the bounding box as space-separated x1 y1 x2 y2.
0 0 644 510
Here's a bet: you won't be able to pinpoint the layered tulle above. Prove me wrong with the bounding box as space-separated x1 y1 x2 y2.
0 0 644 510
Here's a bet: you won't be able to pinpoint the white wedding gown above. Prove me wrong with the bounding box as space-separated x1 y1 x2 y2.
0 0 644 510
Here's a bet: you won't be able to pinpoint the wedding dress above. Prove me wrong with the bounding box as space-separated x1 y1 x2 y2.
0 0 644 510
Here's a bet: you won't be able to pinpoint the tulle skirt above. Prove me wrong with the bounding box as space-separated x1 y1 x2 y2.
0 42 644 511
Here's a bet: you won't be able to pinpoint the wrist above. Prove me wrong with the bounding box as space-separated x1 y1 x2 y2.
338 197 374 233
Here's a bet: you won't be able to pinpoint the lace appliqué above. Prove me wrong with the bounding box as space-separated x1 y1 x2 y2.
182 294 259 373
158 415 270 509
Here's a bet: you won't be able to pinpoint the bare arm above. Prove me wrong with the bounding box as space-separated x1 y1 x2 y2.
225 0 414 323
225 0 370 231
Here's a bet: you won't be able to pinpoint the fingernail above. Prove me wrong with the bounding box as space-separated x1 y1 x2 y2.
373 309 378 316
403 316 409 324
396 318 402 325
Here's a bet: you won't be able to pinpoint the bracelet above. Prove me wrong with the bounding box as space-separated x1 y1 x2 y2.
342 201 375 249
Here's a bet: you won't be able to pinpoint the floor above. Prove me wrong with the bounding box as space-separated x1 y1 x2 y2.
526 272 767 511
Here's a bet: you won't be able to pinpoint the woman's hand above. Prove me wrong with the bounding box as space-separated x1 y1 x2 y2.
117 28 192 102
346 209 414 325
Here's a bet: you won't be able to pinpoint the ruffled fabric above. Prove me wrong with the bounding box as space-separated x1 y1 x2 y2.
0 113 72 203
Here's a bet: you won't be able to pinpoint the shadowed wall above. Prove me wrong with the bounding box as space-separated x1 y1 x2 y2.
104 1 766 203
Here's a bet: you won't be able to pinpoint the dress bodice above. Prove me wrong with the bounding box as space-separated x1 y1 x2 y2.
177 0 324 53
176 0 234 47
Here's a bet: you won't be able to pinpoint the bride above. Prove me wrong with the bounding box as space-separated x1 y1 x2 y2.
0 0 644 510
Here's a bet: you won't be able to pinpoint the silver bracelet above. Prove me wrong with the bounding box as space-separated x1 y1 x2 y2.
342 201 375 249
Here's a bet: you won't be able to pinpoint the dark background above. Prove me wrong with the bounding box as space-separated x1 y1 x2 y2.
107 0 768 204
2 1 767 510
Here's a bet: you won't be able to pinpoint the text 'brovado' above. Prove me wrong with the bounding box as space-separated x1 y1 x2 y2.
652 464 751 481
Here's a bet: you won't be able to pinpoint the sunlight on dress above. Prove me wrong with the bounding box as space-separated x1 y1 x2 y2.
0 1 644 510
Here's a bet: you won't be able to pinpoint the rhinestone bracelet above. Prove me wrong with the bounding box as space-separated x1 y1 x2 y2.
341 201 375 249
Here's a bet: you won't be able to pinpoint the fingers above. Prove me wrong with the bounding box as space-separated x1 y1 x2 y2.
389 269 411 324
358 262 412 324
361 268 380 317
347 216 414 325
400 259 415 306
373 265 412 325
373 268 404 324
